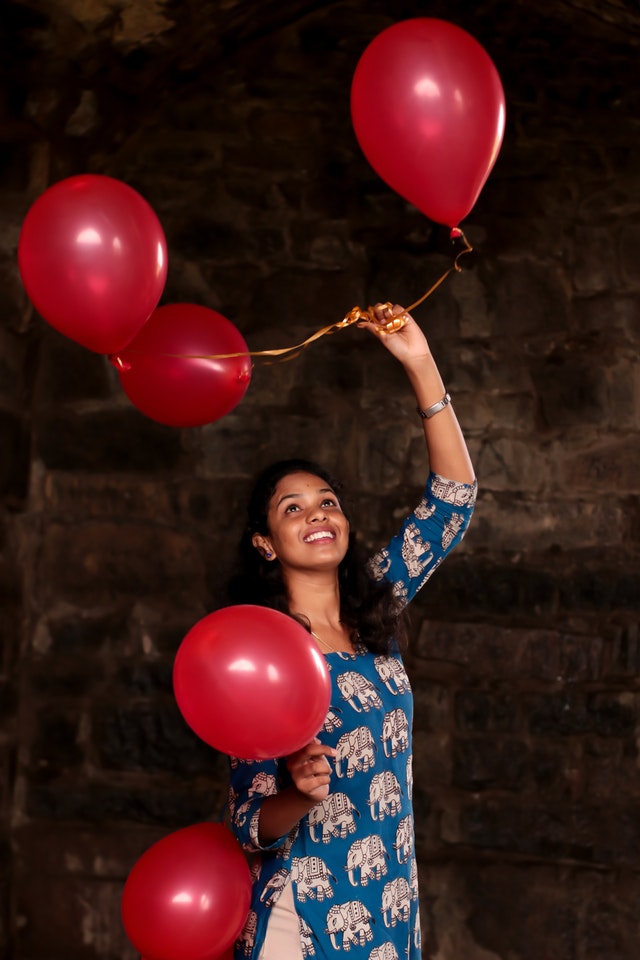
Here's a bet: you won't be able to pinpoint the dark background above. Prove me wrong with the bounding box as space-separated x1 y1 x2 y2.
1 0 639 957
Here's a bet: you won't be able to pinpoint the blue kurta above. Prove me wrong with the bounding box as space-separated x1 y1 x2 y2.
229 473 477 959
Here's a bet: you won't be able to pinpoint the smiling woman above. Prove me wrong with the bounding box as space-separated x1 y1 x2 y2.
225 302 477 960
227 458 401 657
254 470 351 581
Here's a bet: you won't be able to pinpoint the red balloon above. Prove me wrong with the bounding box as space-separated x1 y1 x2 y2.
351 18 506 227
112 303 252 427
122 822 250 960
173 605 332 759
18 174 167 353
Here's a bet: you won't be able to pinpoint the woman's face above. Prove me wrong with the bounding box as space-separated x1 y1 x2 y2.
253 471 350 574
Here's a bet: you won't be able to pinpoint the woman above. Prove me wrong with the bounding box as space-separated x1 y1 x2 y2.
227 303 477 959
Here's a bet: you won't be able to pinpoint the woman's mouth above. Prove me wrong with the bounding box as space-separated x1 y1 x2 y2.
303 529 335 543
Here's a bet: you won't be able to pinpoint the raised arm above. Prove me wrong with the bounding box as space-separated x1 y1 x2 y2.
361 302 475 484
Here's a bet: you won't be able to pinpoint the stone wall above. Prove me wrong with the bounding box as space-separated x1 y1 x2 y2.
1 0 639 958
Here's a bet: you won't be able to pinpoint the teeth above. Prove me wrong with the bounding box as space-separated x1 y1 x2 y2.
305 531 334 542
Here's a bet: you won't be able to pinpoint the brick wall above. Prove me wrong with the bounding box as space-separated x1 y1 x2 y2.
1 1 639 957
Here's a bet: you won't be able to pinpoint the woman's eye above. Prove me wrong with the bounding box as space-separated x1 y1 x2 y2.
322 498 338 508
284 503 300 514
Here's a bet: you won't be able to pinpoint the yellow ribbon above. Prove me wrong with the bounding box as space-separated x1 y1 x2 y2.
111 230 472 369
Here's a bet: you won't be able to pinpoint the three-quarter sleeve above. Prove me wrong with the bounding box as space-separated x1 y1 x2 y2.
227 756 292 853
367 472 477 606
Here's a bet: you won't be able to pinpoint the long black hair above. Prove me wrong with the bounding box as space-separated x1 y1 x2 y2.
226 458 407 655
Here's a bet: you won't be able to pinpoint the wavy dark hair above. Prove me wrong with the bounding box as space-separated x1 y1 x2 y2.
226 458 407 655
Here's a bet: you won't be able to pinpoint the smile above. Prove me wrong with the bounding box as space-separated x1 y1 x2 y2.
303 530 336 543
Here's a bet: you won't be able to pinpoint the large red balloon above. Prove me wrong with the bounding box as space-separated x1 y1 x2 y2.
173 605 332 759
122 822 250 960
18 174 167 353
112 303 252 427
351 18 506 228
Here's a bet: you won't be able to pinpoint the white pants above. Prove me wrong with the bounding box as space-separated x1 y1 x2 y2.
258 882 303 960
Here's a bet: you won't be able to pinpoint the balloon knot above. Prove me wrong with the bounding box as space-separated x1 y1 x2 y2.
449 227 463 240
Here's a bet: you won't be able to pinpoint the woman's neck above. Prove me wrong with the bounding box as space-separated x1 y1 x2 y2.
285 570 341 623
285 570 351 648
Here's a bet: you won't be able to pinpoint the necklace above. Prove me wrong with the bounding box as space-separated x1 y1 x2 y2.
310 628 354 655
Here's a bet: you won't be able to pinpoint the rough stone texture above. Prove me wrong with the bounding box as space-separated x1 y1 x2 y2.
1 0 640 957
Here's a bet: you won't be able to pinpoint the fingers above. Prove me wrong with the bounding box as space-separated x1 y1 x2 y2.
359 302 411 336
288 739 336 768
287 739 337 798
372 301 406 323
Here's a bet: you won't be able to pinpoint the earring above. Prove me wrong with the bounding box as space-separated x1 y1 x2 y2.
265 551 272 559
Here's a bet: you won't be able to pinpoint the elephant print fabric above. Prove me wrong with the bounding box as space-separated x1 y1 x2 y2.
228 473 477 959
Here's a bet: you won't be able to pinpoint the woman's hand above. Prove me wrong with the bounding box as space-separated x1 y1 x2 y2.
286 737 336 803
358 302 432 368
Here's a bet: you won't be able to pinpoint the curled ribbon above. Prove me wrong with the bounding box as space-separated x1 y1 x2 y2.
111 230 472 370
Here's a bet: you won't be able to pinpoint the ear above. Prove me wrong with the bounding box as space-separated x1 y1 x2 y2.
251 533 276 560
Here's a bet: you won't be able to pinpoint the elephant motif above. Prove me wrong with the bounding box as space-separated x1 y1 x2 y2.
323 708 343 733
429 475 476 507
381 877 412 928
325 900 374 951
232 798 252 829
237 909 258 956
335 726 376 778
400 522 433 579
413 497 437 521
409 858 418 900
381 708 409 758
393 816 413 864
369 944 400 960
249 771 277 797
299 916 317 958
346 834 389 886
374 656 411 696
367 548 392 582
336 671 383 713
392 579 408 603
442 511 465 549
291 855 336 902
308 792 360 844
259 866 289 907
276 824 299 860
367 771 402 821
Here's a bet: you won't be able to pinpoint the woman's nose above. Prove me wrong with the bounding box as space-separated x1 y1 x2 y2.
308 505 327 522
